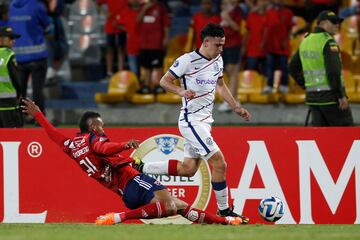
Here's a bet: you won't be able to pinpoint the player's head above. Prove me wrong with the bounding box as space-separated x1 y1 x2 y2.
200 23 225 59
79 111 104 134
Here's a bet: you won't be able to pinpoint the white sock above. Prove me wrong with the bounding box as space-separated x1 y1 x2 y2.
213 187 229 211
143 161 169 175
114 213 123 223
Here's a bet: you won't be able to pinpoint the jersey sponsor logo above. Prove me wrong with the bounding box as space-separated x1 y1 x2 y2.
195 78 217 85
131 134 211 224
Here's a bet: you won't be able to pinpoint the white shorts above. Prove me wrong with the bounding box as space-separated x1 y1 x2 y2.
178 121 219 161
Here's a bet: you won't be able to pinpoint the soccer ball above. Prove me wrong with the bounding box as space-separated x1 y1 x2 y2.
258 196 284 222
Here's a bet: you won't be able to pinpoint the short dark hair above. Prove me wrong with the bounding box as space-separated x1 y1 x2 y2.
79 111 101 133
200 23 225 42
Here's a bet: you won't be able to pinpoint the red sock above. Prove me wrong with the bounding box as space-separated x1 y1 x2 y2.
168 159 178 175
181 206 227 224
123 201 167 220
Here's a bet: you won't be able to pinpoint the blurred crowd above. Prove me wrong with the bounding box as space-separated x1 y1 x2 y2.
0 0 358 111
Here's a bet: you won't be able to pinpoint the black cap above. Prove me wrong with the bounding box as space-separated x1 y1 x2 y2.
317 11 343 24
0 26 21 39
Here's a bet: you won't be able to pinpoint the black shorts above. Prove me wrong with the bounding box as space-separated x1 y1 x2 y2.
310 105 354 126
223 46 241 65
123 174 165 209
106 32 127 48
0 107 23 128
139 49 165 69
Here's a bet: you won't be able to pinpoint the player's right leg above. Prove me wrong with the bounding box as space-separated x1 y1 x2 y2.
134 157 201 177
172 197 244 225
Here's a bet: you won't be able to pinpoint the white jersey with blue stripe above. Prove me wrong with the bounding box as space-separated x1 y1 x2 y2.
169 50 223 124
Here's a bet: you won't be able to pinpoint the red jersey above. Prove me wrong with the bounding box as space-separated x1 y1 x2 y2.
246 11 267 57
138 3 170 50
118 5 141 55
102 0 127 34
264 6 294 56
34 112 139 194
221 6 243 48
192 12 221 49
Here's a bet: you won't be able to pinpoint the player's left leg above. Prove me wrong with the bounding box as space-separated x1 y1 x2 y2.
207 150 249 223
95 174 175 225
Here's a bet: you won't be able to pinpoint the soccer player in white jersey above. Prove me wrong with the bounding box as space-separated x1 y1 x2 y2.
135 23 251 222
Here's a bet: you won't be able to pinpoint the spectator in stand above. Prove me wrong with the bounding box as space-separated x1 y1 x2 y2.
218 0 243 112
238 0 256 18
97 0 127 78
263 0 293 94
137 0 170 94
0 3 9 27
185 0 221 52
339 0 360 19
117 0 142 77
243 0 268 74
9 0 51 118
45 0 69 80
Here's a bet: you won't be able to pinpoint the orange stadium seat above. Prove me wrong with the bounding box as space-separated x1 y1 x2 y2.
237 70 280 103
156 79 182 103
163 34 188 72
343 70 360 103
341 51 354 70
129 93 155 104
291 16 306 35
95 71 139 104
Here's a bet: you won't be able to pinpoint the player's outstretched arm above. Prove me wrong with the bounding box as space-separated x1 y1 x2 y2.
216 77 251 121
92 139 140 155
21 98 69 146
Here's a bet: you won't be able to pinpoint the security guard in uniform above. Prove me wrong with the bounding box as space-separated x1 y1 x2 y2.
0 26 22 127
289 11 354 126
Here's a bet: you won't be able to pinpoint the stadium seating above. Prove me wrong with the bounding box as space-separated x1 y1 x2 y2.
163 34 188 73
95 71 140 104
283 77 305 104
343 70 360 103
129 93 156 104
237 70 281 104
156 79 182 103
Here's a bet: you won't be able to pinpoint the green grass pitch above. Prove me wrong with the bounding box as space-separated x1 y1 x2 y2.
0 224 359 240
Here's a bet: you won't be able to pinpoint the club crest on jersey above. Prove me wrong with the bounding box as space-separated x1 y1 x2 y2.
173 60 179 68
213 62 220 72
155 137 179 155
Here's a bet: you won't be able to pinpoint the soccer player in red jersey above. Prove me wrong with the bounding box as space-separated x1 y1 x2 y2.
21 98 245 225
